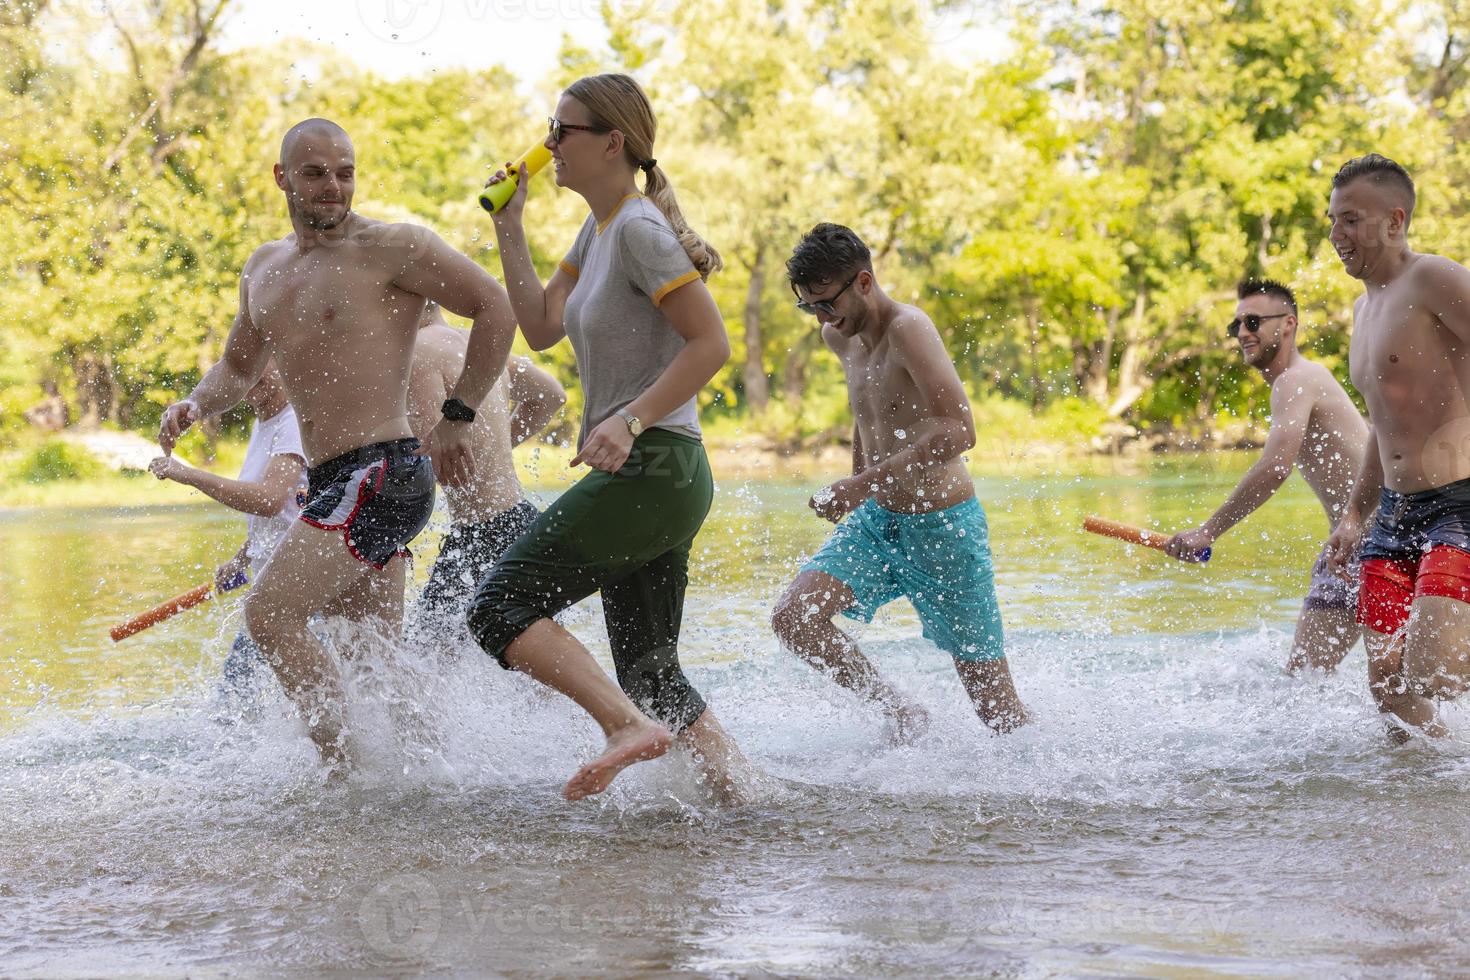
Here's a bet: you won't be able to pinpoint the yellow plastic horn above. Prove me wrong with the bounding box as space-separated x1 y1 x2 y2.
479 143 553 214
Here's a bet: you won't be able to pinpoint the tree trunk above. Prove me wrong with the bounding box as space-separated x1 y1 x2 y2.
1083 306 1118 405
783 333 813 409
1107 291 1149 418
1024 293 1042 413
742 245 770 414
72 352 114 429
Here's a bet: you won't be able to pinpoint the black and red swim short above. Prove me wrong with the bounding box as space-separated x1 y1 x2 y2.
300 438 435 569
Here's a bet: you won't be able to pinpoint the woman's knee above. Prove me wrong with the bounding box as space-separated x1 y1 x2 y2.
465 577 544 666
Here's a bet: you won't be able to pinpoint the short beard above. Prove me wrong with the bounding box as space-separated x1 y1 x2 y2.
284 179 348 231
294 203 347 231
1250 340 1280 368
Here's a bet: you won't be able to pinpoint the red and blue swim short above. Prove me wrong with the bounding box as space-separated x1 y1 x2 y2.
1357 477 1470 635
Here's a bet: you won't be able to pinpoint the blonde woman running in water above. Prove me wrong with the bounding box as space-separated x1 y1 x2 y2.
477 74 753 801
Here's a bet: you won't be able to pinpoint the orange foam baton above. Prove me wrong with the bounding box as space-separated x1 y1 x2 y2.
109 572 248 643
1082 515 1211 564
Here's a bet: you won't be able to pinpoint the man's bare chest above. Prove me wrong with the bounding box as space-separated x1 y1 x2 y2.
1351 298 1443 391
247 256 398 347
844 355 916 420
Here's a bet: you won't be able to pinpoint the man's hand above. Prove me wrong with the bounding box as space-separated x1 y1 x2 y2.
158 400 199 455
1165 526 1215 561
148 456 185 482
1326 516 1365 581
422 420 475 487
810 475 872 523
570 415 634 473
215 554 250 591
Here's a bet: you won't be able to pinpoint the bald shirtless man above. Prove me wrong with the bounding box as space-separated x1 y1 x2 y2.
770 223 1027 738
1165 279 1368 671
1324 153 1470 737
406 301 566 634
157 119 517 764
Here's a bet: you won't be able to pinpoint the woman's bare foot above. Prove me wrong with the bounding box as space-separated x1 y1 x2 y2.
563 721 672 800
679 709 763 805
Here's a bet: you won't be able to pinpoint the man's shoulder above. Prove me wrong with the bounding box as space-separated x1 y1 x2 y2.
1406 251 1470 288
417 324 468 369
244 238 290 272
887 301 938 329
884 304 943 351
348 214 436 252
1273 357 1341 401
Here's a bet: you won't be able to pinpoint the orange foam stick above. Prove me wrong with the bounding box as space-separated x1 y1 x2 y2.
109 582 217 643
1082 515 1211 563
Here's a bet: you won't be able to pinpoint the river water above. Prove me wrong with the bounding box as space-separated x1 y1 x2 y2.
2 458 1468 976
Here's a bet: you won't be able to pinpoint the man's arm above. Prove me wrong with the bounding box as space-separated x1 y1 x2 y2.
159 260 271 454
406 334 452 444
859 314 976 489
148 453 305 517
810 312 974 522
1417 254 1470 344
505 355 566 447
1326 426 1383 576
392 228 518 419
391 227 519 484
1165 374 1314 557
1344 426 1384 524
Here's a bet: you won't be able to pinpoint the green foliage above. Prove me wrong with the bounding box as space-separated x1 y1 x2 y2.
5 0 1470 451
8 441 105 484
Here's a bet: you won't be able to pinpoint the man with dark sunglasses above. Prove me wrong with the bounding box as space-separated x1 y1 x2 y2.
770 223 1028 740
1165 279 1368 671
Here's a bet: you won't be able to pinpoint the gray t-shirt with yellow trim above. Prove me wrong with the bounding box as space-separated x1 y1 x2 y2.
560 194 703 447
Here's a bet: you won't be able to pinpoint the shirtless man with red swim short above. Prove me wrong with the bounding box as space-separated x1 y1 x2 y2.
1324 153 1470 737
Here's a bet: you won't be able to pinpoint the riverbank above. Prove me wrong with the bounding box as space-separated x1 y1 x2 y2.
0 436 1269 511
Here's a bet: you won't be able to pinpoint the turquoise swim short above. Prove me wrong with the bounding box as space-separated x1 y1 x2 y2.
801 496 1006 662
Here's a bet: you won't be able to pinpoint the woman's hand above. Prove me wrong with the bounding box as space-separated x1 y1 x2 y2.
571 415 635 473
485 158 533 225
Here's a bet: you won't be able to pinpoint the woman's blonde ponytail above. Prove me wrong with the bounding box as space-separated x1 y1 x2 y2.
565 73 722 279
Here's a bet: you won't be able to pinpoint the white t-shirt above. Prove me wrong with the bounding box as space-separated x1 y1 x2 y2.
239 405 307 573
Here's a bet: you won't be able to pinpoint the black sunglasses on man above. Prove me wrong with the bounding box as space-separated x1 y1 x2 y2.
792 273 860 317
1227 312 1289 338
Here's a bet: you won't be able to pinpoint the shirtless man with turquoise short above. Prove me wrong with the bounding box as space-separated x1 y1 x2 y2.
771 223 1028 738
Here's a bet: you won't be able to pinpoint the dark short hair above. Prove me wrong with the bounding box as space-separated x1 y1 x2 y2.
787 223 873 288
1332 153 1415 222
1237 278 1297 316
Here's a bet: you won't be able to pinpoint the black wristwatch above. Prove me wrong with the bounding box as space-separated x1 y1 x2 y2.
441 397 476 422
